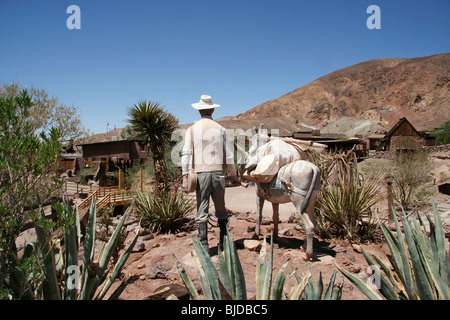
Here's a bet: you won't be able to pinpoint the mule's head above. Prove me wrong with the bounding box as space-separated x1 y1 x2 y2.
237 132 271 181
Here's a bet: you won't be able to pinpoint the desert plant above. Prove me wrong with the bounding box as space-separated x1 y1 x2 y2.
337 202 449 300
317 168 384 240
309 150 383 240
5 198 138 300
174 230 342 300
126 100 179 195
174 228 246 300
389 148 431 210
255 234 342 300
301 270 343 300
0 89 63 296
134 191 195 234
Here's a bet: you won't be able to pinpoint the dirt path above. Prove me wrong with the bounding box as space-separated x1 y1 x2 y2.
225 185 296 221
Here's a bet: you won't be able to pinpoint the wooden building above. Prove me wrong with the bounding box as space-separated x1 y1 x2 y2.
292 130 368 160
367 134 387 151
78 140 148 168
384 117 435 150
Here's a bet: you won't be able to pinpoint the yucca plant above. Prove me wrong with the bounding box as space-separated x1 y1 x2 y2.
126 100 179 195
337 202 449 300
309 150 384 240
174 230 342 300
9 197 138 300
134 191 195 234
317 168 384 240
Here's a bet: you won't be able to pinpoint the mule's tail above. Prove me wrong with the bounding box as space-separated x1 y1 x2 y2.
300 165 320 214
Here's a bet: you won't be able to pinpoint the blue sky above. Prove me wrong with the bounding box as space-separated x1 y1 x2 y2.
1 0 449 134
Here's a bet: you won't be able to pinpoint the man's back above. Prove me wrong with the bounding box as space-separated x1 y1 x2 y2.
188 116 231 173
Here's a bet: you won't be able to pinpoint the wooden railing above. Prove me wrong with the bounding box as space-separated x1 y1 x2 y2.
88 186 120 197
77 188 134 215
97 192 112 209
77 189 99 215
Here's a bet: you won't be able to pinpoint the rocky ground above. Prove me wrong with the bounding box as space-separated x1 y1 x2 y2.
110 186 450 301
14 156 450 300
109 154 450 301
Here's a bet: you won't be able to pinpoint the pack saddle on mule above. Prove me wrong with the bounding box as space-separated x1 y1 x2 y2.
237 130 326 261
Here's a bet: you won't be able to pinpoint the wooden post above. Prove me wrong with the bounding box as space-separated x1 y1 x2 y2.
140 167 143 191
118 168 122 191
385 174 394 221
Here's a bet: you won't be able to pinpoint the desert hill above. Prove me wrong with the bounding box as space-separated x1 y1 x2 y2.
233 53 450 136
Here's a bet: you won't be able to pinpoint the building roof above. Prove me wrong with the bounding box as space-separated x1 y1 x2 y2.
292 131 346 141
385 117 420 137
367 134 386 139
76 139 145 147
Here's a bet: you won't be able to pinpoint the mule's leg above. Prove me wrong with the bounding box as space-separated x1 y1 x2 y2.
300 190 318 260
272 202 279 240
254 193 265 239
290 190 318 261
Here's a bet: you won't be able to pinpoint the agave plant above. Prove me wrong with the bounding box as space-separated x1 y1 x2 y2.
174 228 246 300
255 234 342 300
337 202 449 300
302 270 343 300
134 191 195 234
10 197 138 300
309 150 384 240
74 199 139 300
174 230 342 300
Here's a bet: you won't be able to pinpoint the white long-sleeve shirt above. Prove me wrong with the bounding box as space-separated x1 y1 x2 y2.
181 116 236 176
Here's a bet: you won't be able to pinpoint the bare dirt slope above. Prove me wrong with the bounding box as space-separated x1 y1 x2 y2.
81 54 450 143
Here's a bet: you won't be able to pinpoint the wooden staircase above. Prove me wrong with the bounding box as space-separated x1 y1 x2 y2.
77 186 134 216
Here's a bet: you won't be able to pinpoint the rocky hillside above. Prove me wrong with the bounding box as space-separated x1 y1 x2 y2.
234 53 450 136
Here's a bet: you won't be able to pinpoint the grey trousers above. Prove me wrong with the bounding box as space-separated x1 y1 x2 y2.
195 171 227 224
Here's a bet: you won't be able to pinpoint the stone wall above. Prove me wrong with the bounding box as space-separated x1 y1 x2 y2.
368 144 450 159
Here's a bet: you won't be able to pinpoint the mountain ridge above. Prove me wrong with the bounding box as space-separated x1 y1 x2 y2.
235 53 450 136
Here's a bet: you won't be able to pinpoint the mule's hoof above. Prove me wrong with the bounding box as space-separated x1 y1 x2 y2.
251 233 260 240
301 252 312 261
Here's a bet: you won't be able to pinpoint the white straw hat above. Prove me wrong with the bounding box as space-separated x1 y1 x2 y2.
191 95 221 110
